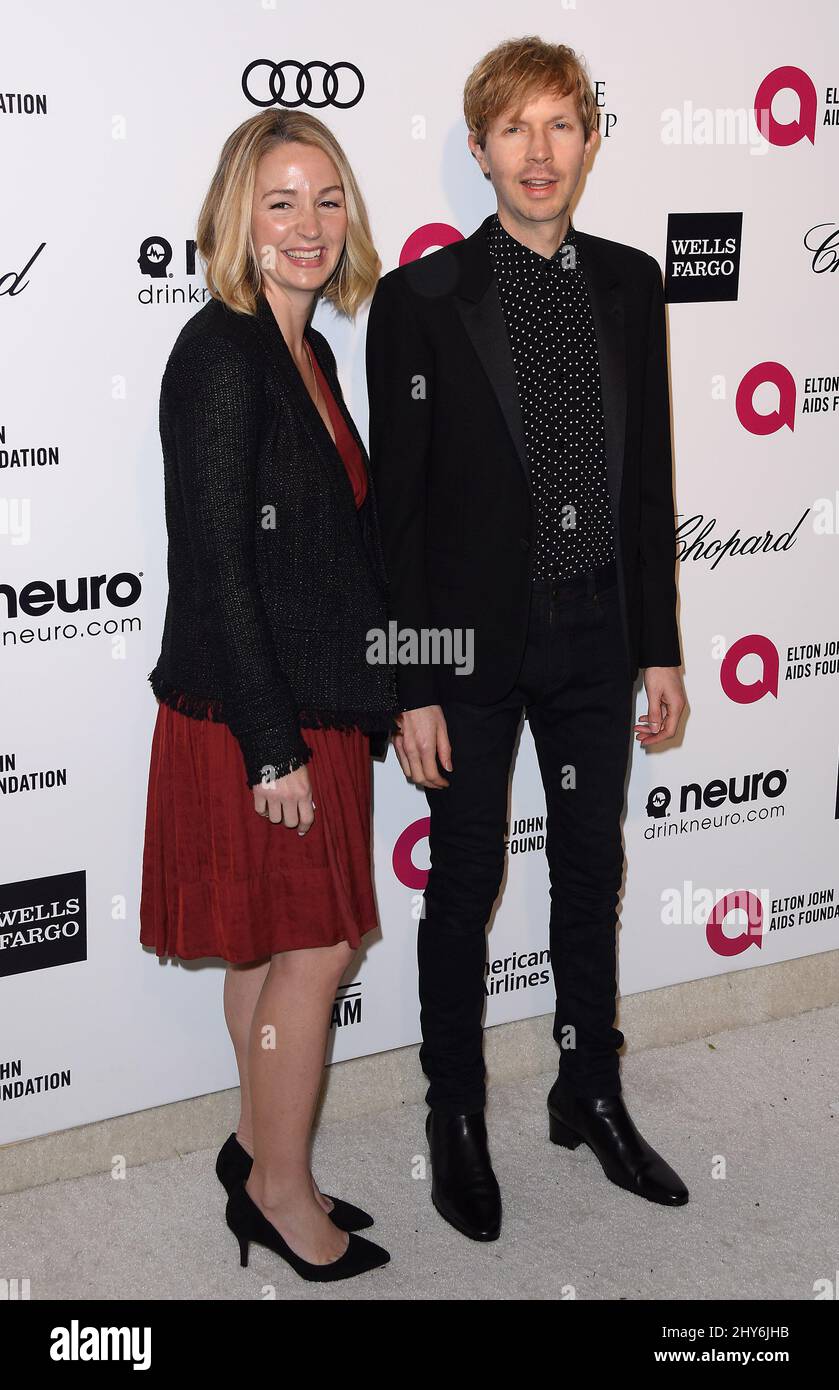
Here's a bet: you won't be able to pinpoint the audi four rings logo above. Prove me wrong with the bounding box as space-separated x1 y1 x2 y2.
242 59 365 109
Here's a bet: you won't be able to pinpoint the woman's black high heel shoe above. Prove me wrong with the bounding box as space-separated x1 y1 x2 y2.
225 1182 390 1283
215 1132 374 1232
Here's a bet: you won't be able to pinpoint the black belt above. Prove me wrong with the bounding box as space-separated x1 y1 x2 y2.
531 559 617 600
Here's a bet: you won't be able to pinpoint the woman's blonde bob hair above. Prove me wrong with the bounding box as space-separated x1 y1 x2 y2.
196 109 380 319
463 36 599 147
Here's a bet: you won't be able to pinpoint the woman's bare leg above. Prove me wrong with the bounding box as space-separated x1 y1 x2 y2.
223 954 341 1215
242 940 355 1264
223 957 269 1156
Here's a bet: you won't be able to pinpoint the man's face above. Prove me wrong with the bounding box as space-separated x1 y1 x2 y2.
468 87 598 231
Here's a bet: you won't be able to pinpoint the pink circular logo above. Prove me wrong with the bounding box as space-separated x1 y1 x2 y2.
399 223 463 266
392 817 431 889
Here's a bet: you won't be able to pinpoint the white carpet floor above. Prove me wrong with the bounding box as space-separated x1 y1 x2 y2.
3 1004 837 1301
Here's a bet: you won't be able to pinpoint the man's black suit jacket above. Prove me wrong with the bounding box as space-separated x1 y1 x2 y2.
364 212 682 713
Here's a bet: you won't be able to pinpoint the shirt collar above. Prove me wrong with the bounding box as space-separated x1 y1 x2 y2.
487 212 581 277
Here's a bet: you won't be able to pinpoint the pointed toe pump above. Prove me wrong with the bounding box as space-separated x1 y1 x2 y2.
225 1182 390 1283
215 1132 375 1231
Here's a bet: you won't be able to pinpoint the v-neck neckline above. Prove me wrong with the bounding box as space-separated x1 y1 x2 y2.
304 341 338 450
252 290 346 455
251 289 367 514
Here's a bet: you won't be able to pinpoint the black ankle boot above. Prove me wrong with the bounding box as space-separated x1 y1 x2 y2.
215 1133 374 1231
546 1078 689 1206
426 1110 502 1240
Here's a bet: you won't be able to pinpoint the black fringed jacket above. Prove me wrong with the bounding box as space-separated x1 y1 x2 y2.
148 289 399 787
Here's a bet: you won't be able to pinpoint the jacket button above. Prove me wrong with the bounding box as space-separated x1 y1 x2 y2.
519 537 530 551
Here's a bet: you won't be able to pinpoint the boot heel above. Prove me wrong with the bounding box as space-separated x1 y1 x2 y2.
548 1112 583 1149
238 1236 249 1267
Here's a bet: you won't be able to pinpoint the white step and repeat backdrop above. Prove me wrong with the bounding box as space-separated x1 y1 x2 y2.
2 1 837 1144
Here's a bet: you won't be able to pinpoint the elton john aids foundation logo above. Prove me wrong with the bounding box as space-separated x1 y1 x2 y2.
706 891 764 957
736 362 797 434
392 818 430 890
754 66 818 146
720 636 780 704
736 361 839 431
399 224 463 267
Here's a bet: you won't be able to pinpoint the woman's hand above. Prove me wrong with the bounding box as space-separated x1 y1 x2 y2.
252 765 316 834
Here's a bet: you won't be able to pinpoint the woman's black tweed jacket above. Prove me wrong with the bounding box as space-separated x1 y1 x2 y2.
148 288 400 787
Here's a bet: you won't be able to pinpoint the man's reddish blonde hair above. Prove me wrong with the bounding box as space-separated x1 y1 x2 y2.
463 36 598 147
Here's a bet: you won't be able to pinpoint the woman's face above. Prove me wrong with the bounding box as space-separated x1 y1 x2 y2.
252 140 348 299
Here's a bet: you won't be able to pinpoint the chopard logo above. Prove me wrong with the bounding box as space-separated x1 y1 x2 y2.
0 243 46 297
675 509 808 568
804 222 839 273
242 59 364 109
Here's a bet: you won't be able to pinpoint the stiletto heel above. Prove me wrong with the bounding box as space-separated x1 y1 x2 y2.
216 1133 374 1231
225 1182 390 1284
548 1111 584 1149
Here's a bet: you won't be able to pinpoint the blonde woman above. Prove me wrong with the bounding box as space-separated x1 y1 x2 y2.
140 110 398 1282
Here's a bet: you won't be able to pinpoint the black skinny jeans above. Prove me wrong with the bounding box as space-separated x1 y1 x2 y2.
418 562 634 1114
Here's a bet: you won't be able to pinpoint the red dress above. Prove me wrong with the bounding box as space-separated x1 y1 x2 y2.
139 350 376 964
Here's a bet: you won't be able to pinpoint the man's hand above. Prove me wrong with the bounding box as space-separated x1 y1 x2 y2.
634 667 686 747
393 705 452 788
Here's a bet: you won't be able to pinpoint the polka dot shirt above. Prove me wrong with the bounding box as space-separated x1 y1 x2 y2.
486 212 616 580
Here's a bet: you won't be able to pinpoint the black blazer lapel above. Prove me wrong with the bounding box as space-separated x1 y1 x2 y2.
251 292 357 510
248 293 389 595
452 218 531 496
307 332 391 597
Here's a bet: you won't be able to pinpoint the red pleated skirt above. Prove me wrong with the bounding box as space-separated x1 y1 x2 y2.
139 702 380 964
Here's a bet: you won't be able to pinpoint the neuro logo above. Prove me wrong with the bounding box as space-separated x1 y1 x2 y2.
646 787 671 819
735 362 796 434
138 237 172 278
720 636 780 704
754 66 818 147
392 817 430 889
0 571 143 620
706 891 764 956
